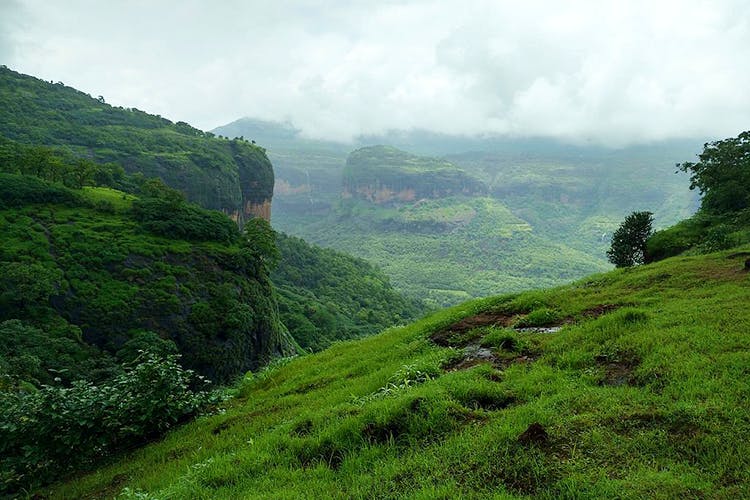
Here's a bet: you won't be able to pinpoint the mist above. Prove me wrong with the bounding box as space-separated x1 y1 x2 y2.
2 0 749 146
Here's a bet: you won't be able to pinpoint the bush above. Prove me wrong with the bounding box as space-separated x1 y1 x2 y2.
607 211 653 267
131 197 239 243
0 351 219 495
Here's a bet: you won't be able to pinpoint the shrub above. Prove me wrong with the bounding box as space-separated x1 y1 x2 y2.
607 211 653 267
0 351 219 495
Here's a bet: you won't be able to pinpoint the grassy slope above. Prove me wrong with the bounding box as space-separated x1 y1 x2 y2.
50 248 750 499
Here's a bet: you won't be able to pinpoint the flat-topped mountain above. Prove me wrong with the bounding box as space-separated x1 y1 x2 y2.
343 146 487 204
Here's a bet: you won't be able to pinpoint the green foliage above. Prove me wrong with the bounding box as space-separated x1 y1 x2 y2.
49 247 750 499
0 67 273 215
272 233 422 351
607 211 653 267
242 218 281 273
131 197 240 243
276 196 609 307
0 351 218 495
343 145 487 204
0 174 290 385
0 171 80 208
678 130 750 214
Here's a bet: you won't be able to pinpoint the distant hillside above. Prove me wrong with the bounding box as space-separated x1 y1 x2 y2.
343 146 486 204
216 117 700 306
273 233 423 352
0 67 273 225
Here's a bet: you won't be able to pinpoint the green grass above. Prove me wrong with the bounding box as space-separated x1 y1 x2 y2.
47 247 750 499
80 186 136 210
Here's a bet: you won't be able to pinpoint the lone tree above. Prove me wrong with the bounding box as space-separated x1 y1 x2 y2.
607 211 654 267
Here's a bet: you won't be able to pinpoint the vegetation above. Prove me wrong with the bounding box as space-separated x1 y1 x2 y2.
0 173 293 388
276 196 610 308
607 211 653 267
0 67 273 220
678 130 750 213
343 146 487 203
648 130 750 261
261 135 698 305
46 246 750 499
1 351 218 494
273 233 423 351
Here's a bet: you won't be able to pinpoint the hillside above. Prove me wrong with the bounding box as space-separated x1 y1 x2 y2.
216 118 699 306
0 67 273 224
275 146 613 307
343 146 487 204
273 233 423 352
47 246 750 498
0 173 294 386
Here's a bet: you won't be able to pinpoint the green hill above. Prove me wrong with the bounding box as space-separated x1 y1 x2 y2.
0 67 273 224
273 233 422 352
46 246 750 499
216 118 699 306
0 173 294 386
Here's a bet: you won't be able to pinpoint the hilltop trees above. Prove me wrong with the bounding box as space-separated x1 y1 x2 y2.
678 131 750 213
607 211 653 267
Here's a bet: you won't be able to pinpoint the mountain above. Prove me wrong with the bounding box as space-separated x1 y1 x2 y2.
214 117 700 306
0 67 420 354
343 145 487 204
0 67 273 225
48 244 750 498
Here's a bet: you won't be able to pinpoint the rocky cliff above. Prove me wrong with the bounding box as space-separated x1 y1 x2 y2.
343 145 486 205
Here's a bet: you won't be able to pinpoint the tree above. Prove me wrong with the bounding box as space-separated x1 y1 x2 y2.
607 211 653 267
678 130 750 214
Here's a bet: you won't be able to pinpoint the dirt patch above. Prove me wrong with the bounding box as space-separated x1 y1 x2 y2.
443 343 538 372
431 313 518 347
212 421 231 435
727 251 750 259
517 422 549 446
581 304 622 318
595 354 639 386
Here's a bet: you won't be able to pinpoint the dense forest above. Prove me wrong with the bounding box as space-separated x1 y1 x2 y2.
0 66 273 224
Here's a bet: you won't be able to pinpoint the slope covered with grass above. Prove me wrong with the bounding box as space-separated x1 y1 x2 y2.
49 247 750 499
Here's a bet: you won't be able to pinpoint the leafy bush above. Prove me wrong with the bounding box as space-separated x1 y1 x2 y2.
607 211 653 267
0 351 219 495
0 172 80 208
131 197 240 243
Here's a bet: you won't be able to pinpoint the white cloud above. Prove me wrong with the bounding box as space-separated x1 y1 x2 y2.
3 0 749 145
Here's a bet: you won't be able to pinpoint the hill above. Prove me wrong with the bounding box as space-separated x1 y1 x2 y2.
0 173 294 386
343 146 487 204
0 67 273 224
273 233 422 352
216 118 699 306
47 245 750 498
0 68 421 354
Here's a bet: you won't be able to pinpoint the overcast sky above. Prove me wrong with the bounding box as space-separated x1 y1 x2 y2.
2 0 749 146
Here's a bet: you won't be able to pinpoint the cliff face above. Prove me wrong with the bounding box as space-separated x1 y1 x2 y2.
0 67 273 225
343 145 486 205
0 173 292 384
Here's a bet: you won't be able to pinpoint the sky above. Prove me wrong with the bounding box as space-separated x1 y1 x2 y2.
1 0 749 146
